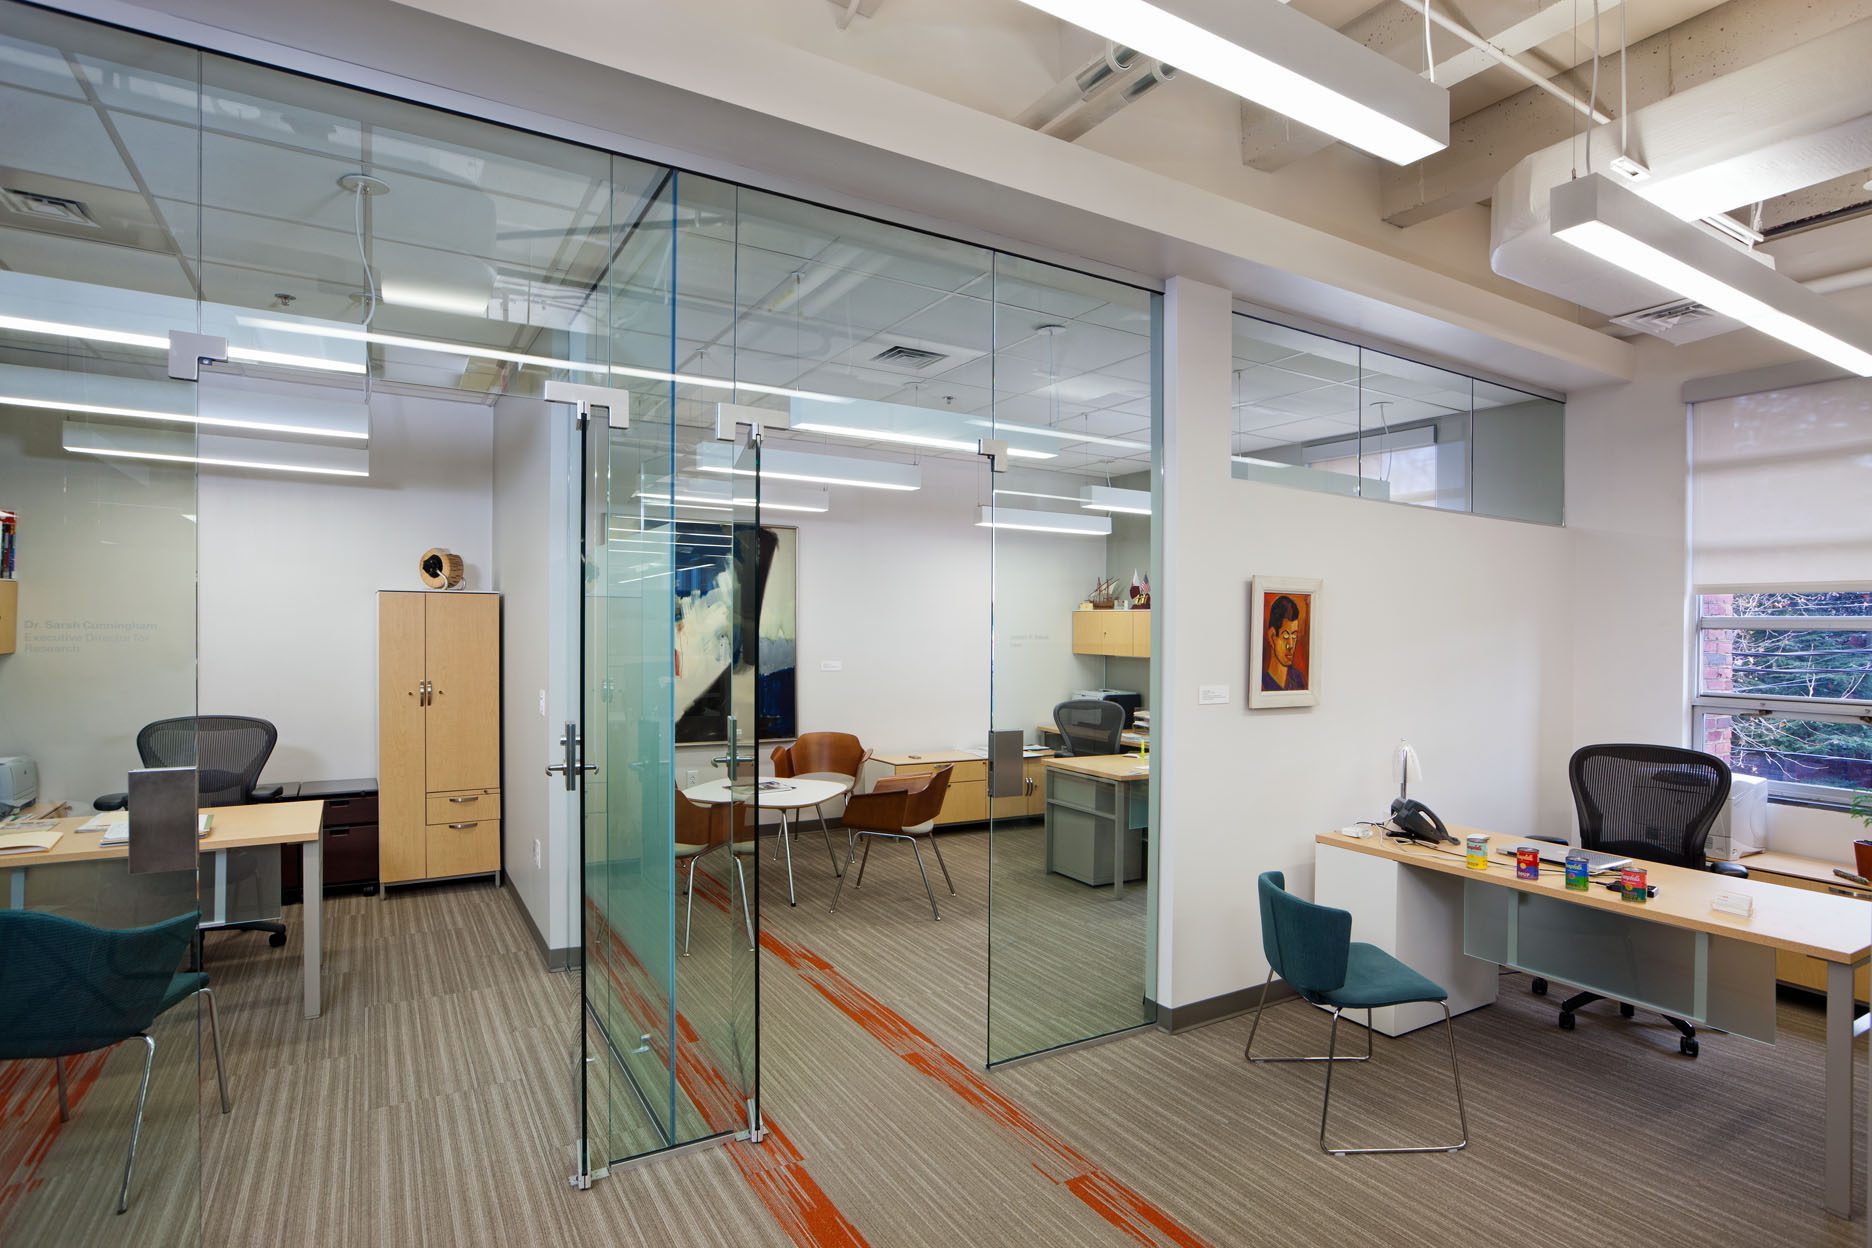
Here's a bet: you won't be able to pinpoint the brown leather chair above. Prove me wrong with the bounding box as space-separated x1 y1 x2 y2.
771 732 872 878
830 766 956 921
675 787 755 954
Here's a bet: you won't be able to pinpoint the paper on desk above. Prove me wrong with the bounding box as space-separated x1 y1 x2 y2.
0 827 62 854
83 811 214 845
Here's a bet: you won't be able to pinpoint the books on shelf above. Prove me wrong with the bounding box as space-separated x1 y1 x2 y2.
0 508 14 579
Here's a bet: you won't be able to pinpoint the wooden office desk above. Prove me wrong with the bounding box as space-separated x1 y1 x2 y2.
6 801 326 1020
1043 756 1149 894
1316 826 1870 1220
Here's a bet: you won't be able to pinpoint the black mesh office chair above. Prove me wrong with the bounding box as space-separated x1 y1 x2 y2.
94 716 288 952
1536 743 1738 1057
1053 699 1124 757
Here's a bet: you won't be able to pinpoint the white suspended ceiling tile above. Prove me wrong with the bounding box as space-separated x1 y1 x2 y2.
0 225 196 301
0 88 141 191
0 34 88 99
1255 385 1360 418
1248 415 1364 445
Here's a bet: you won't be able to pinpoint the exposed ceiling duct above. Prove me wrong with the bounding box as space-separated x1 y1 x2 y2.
1491 15 1872 345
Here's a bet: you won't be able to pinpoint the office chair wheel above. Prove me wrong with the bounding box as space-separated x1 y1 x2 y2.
1619 1002 1635 1019
1680 1037 1699 1058
1558 1010 1575 1031
1530 977 1547 996
269 931 288 948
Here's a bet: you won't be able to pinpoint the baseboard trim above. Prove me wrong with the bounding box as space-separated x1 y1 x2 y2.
503 878 580 972
1158 978 1296 1034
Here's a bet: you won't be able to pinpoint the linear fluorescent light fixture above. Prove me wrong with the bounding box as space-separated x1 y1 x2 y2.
62 422 370 478
977 505 1112 536
794 421 1055 460
967 419 1150 451
1079 485 1152 515
635 486 831 514
0 313 365 375
1011 0 1447 165
695 441 920 491
1551 174 1872 376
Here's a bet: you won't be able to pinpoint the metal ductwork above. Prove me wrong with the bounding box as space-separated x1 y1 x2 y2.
1491 16 1872 344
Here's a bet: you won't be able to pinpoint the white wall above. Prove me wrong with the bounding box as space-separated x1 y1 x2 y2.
197 392 495 784
1156 278 1574 1009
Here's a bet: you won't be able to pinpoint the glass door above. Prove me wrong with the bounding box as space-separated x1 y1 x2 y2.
570 390 762 1181
985 258 1159 1065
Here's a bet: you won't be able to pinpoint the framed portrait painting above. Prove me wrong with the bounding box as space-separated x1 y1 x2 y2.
1248 576 1320 709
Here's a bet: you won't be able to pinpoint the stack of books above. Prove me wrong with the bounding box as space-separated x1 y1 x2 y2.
0 509 14 578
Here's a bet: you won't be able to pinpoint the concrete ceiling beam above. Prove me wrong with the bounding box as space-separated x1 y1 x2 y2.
1380 0 1872 227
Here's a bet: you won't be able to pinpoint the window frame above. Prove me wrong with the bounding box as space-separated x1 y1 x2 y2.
1691 601 1872 806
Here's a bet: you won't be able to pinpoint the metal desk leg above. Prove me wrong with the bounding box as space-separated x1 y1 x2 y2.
1111 778 1126 899
303 837 323 1020
8 867 23 910
211 850 229 927
1825 958 1854 1218
780 811 796 907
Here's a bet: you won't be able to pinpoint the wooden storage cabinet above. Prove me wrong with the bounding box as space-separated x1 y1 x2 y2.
872 753 1048 826
1071 609 1149 658
0 579 16 655
281 779 379 899
379 592 501 886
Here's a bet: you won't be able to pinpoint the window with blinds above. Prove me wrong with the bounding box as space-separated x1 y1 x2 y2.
1690 378 1872 803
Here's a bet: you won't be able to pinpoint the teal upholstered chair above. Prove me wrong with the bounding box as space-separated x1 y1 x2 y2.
0 910 232 1213
1245 871 1468 1155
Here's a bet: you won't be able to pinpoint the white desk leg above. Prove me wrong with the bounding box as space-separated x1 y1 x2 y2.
302 838 323 1020
8 868 24 910
1111 778 1126 899
1826 959 1853 1219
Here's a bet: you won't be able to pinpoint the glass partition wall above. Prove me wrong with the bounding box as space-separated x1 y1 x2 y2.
0 4 1167 1218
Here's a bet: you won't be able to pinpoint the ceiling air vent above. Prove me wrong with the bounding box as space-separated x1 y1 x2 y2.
0 188 99 228
1609 299 1717 337
870 344 949 369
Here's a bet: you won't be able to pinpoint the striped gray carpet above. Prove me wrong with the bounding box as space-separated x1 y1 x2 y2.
3 826 1861 1247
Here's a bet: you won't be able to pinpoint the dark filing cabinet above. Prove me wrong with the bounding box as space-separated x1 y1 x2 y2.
280 778 380 900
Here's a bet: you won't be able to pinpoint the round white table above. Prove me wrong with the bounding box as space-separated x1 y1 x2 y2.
682 777 852 906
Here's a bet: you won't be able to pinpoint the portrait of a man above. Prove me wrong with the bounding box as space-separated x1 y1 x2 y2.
1249 576 1320 708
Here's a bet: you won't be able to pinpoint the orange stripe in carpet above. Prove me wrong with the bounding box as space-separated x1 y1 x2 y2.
585 898 871 1248
762 929 1213 1248
0 1049 114 1236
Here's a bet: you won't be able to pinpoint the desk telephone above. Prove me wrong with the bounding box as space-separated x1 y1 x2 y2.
1388 798 1453 845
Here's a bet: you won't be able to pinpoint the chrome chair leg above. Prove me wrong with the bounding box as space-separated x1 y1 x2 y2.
855 838 873 886
830 834 861 913
682 857 698 956
201 988 231 1115
926 834 956 895
780 813 796 907
1319 1002 1467 1156
816 804 843 877
116 1035 156 1214
909 838 940 921
53 1056 69 1122
1244 970 1371 1064
733 856 756 950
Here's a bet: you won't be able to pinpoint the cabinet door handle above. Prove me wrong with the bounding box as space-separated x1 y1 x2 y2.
448 822 479 830
1828 886 1864 899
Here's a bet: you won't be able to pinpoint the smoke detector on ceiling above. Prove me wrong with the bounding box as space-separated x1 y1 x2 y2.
0 188 98 228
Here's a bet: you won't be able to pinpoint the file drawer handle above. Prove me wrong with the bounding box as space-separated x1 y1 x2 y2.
448 796 479 804
448 822 479 830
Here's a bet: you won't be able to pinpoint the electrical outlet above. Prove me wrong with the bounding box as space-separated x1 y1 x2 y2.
685 768 698 786
532 838 542 870
1198 684 1230 705
820 659 844 672
537 688 546 716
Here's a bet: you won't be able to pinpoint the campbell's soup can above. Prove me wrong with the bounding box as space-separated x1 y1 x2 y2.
1565 852 1591 891
1465 834 1489 870
1621 866 1649 902
1515 845 1541 881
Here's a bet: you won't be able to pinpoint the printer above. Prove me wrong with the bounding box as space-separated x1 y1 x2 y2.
1074 688 1143 729
0 755 38 813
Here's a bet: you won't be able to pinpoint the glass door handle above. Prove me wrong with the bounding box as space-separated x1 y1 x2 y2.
546 722 598 790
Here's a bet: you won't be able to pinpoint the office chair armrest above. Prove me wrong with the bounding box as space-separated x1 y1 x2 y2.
1709 860 1749 879
251 784 285 802
869 775 923 795
842 789 912 830
93 792 128 812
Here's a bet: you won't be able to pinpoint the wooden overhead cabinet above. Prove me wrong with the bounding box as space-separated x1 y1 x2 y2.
379 591 501 886
1071 609 1149 657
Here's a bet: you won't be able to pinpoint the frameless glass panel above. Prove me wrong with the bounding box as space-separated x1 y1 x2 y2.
1357 348 1471 511
0 9 203 1241
1472 380 1564 524
1230 316 1362 496
987 253 1157 1065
